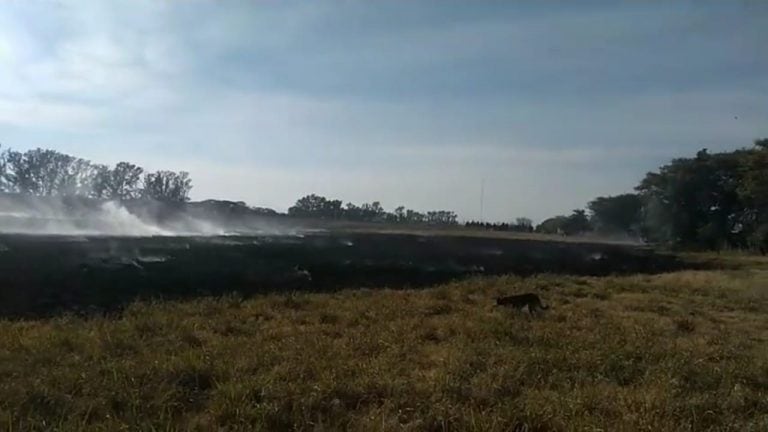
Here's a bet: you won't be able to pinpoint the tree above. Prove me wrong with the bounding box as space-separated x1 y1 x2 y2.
322 199 344 219
513 217 533 232
38 149 76 196
90 164 111 199
344 202 362 220
3 149 36 194
142 170 192 202
563 209 591 235
0 148 102 197
535 210 590 236
393 206 406 222
536 215 569 234
0 145 8 192
426 210 458 225
288 194 329 217
59 157 99 197
95 162 144 200
287 194 347 218
588 194 642 235
636 148 747 248
360 201 385 221
737 139 768 251
405 209 425 223
0 144 199 205
2 148 73 195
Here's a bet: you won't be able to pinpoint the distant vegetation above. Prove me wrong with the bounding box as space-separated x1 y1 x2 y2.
236 136 768 253
537 138 768 252
4 139 768 251
635 140 768 251
535 210 592 236
464 218 534 233
0 146 459 226
0 146 192 202
288 193 458 225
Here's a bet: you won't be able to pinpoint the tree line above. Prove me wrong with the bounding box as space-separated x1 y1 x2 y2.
6 139 768 251
464 218 534 233
536 138 768 252
0 146 192 202
535 210 592 236
287 194 458 225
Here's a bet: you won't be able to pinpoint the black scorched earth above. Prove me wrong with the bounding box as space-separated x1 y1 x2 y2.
0 232 685 318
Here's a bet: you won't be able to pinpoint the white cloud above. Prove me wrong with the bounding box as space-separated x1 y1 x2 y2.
0 1 765 223
0 97 100 129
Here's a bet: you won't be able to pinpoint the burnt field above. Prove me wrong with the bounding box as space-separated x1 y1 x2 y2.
0 232 690 318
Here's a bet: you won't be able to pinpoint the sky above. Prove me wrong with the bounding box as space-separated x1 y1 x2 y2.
0 1 766 222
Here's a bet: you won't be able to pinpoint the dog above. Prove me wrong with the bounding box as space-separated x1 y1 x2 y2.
496 293 550 315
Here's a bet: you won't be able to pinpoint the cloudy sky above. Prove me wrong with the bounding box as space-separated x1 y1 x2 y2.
0 1 766 221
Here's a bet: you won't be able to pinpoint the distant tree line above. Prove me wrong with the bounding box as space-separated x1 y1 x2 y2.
535 210 592 236
8 139 768 252
535 139 768 252
0 146 192 202
464 218 534 233
287 194 458 225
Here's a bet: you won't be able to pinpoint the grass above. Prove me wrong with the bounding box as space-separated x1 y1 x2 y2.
1 257 768 431
330 221 641 245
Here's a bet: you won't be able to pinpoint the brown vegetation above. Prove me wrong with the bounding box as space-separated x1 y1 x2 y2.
1 256 768 430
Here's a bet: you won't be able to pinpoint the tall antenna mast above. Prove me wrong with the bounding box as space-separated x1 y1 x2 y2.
480 178 485 222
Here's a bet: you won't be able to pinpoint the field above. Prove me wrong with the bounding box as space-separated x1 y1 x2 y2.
1 234 767 431
0 231 682 318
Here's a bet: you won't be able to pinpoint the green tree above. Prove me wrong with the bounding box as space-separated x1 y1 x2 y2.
636 148 747 248
737 139 768 251
394 206 406 222
535 215 569 235
95 162 145 200
324 199 344 219
514 217 533 231
343 202 362 220
288 194 329 217
142 171 192 202
405 209 425 223
0 145 8 192
563 209 591 235
588 194 642 235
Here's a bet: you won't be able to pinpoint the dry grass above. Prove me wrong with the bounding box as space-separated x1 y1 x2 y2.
330 222 640 245
2 257 768 431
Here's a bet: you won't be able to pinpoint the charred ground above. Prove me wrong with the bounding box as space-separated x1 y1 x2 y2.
0 231 689 319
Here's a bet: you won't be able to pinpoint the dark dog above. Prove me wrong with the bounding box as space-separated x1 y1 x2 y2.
496 293 550 314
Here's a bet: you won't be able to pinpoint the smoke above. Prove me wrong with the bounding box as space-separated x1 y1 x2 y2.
95 202 173 236
573 231 646 246
0 194 289 237
0 201 210 236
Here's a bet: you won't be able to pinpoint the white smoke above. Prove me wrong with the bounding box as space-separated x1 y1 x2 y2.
0 193 311 237
89 202 173 236
0 199 230 237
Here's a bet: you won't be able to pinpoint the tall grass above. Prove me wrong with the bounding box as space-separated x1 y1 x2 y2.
1 264 768 430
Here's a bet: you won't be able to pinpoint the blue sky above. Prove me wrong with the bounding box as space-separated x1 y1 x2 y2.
0 1 766 221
